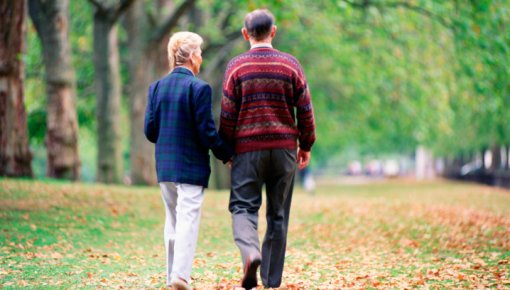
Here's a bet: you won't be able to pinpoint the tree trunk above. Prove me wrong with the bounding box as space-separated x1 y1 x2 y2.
0 0 33 177
124 1 157 185
28 0 80 180
128 52 158 185
490 144 501 171
93 13 123 183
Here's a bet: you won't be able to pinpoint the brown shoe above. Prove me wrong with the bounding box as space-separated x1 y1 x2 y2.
241 253 261 289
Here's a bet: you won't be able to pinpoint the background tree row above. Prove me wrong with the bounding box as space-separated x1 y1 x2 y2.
3 0 508 187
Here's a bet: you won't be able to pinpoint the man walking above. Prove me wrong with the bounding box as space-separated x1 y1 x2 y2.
219 9 316 289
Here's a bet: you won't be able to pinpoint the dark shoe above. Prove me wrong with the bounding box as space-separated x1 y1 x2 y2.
242 253 261 289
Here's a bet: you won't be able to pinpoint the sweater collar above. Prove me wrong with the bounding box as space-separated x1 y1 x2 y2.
251 43 273 50
172 66 195 76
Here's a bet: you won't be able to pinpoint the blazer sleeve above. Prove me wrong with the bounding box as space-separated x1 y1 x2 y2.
193 83 234 162
144 82 159 143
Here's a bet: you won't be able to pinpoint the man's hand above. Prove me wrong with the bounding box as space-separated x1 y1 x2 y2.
297 149 311 170
227 160 232 169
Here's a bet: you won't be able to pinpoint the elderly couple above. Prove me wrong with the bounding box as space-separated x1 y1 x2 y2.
144 9 316 290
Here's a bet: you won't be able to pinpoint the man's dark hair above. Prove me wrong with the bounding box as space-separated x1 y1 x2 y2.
244 9 275 41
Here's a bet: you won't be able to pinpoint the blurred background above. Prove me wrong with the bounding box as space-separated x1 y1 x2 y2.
1 0 509 189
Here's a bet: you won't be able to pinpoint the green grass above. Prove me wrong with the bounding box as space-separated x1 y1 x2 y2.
1 178 509 289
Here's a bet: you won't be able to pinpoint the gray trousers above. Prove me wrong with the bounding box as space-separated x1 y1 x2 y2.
229 148 296 288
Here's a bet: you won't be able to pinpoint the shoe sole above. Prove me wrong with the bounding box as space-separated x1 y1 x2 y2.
241 257 261 289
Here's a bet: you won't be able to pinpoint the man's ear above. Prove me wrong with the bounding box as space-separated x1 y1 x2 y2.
241 27 250 41
270 25 277 38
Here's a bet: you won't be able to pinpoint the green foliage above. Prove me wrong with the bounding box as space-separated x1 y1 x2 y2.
448 0 510 150
268 0 510 162
25 20 46 146
68 1 96 131
26 108 46 145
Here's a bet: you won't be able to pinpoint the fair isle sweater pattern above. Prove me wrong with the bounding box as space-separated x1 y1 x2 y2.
220 47 316 154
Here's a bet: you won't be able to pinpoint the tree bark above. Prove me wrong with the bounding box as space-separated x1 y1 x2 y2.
28 0 80 180
0 0 33 177
92 10 123 183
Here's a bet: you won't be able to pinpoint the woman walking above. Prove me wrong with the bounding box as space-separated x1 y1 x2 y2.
144 31 233 290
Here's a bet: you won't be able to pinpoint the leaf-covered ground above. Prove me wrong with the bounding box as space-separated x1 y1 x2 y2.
1 178 509 289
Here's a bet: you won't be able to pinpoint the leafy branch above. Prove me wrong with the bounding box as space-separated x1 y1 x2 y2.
342 0 454 30
149 0 196 45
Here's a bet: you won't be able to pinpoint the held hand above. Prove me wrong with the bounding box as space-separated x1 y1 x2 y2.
227 160 232 169
297 149 311 170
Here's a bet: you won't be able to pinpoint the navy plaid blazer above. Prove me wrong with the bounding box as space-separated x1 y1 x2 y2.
144 67 233 187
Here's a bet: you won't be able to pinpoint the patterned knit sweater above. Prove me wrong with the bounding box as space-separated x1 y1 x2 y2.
220 47 316 154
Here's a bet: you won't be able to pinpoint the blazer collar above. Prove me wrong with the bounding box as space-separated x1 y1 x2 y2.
172 66 195 76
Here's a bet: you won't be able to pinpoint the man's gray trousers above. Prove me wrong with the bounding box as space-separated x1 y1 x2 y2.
229 148 296 288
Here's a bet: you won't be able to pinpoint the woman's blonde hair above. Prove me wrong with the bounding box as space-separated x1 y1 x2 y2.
167 31 203 71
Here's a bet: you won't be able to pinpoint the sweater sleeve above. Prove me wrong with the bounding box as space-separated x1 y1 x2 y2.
219 63 239 148
144 82 159 143
193 83 234 162
294 65 316 152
